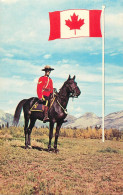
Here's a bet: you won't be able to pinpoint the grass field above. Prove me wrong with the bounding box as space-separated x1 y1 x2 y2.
0 127 123 195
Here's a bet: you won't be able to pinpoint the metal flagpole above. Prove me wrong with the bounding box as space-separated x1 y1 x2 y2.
102 5 105 142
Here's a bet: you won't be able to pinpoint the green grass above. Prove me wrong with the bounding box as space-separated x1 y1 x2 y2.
0 127 123 195
98 147 119 153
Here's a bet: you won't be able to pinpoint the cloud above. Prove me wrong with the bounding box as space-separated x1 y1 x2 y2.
1 58 42 76
0 77 36 95
110 53 118 56
106 13 123 41
106 78 123 84
43 54 51 59
105 64 123 84
51 60 102 83
106 86 123 102
1 0 19 3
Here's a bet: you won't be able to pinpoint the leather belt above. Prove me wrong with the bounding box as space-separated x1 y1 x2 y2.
43 88 51 92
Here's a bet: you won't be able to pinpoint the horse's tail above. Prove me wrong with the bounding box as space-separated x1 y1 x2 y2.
13 99 27 126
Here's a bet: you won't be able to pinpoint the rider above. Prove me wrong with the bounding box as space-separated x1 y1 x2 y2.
37 65 54 123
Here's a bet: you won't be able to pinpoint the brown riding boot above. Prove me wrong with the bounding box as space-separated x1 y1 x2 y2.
43 106 49 123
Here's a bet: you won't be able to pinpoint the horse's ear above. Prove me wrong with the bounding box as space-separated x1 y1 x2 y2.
72 75 76 80
68 75 71 80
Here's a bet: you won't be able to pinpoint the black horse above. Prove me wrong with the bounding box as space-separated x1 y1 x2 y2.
13 75 81 152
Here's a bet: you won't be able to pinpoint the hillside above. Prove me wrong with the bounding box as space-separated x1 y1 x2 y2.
0 109 123 130
0 110 14 127
65 112 102 129
105 111 123 130
64 111 123 130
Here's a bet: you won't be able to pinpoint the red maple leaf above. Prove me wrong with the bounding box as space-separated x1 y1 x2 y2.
65 13 84 35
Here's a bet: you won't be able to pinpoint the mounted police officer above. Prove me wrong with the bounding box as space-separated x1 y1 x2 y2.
37 65 54 123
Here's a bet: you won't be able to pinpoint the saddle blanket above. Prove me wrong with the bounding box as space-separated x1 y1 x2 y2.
30 102 45 112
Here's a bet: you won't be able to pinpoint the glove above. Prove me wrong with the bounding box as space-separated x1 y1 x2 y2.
39 99 43 104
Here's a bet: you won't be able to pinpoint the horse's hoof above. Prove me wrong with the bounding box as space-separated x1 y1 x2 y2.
54 149 59 153
48 146 52 152
48 149 52 153
28 145 32 149
25 145 32 149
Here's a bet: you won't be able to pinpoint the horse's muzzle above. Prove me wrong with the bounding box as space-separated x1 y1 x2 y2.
72 88 81 98
75 87 81 97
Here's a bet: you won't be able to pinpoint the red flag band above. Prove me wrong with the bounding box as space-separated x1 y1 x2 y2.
49 9 102 40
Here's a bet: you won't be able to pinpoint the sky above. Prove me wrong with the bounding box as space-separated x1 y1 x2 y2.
0 0 123 118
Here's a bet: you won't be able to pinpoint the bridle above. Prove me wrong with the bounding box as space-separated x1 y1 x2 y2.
54 80 79 114
56 80 78 99
65 82 79 98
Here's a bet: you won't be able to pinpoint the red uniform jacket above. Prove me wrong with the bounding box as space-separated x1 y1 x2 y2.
37 76 53 99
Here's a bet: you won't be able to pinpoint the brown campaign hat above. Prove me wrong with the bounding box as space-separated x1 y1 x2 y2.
42 65 54 71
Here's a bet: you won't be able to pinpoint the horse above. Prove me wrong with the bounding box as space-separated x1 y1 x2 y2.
13 75 81 152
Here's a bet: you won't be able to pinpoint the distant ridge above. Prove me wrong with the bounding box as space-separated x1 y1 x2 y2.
0 109 123 130
64 111 123 130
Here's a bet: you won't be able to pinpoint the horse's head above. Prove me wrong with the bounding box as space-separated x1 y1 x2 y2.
65 75 81 98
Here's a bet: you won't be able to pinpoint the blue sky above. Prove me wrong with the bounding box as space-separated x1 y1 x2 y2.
0 0 123 117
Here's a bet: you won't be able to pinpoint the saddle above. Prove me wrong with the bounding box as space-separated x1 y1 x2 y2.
30 101 45 112
30 88 58 112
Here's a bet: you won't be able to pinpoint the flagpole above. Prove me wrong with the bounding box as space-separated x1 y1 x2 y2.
102 5 105 142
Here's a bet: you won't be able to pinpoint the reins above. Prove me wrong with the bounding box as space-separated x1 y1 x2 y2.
49 80 78 114
56 99 68 114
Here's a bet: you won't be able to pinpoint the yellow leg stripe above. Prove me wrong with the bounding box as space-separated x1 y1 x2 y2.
45 100 48 106
49 97 56 110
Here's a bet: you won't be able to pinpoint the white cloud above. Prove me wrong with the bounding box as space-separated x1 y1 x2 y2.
105 64 123 84
1 0 18 3
34 78 38 84
106 86 123 102
110 53 118 56
0 77 36 95
106 78 123 84
106 13 123 41
5 53 14 57
8 100 14 105
43 54 51 59
51 61 102 83
1 58 42 76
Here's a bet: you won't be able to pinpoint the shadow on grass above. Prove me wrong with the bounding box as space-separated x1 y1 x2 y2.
32 146 54 152
12 145 56 153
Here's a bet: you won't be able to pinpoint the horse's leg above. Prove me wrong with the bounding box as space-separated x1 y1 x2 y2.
48 121 54 151
24 115 30 149
27 119 36 148
54 122 62 152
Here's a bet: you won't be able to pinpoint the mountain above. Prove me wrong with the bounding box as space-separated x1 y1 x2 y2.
0 109 123 130
62 114 77 127
104 111 123 130
0 110 13 127
0 109 46 128
65 112 102 129
0 109 76 128
64 111 123 130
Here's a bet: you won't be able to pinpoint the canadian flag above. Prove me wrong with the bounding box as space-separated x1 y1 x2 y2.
49 9 102 40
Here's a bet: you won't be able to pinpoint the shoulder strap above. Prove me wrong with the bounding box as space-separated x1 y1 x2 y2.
42 77 49 92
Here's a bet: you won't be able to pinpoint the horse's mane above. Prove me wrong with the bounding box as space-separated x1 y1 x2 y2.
58 80 68 96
